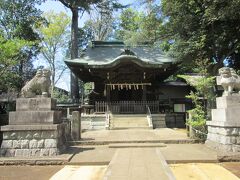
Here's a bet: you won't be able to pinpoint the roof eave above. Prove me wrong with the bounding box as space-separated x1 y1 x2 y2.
64 55 175 69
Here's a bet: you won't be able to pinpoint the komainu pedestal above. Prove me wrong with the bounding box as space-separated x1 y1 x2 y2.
206 95 240 152
0 98 66 157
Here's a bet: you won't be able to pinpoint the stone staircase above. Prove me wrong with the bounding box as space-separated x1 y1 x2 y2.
111 114 149 129
81 114 106 130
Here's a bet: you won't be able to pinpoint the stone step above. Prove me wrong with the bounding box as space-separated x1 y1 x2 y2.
112 125 149 128
113 124 149 127
82 121 105 124
113 120 147 122
108 143 166 148
113 121 147 123
111 126 151 130
69 139 200 145
113 116 147 119
113 122 148 124
112 114 147 117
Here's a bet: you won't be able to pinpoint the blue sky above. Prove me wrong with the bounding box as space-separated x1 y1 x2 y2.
38 0 137 27
37 0 137 91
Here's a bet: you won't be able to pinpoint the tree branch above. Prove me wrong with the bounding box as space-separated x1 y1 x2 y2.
58 0 71 9
54 66 68 85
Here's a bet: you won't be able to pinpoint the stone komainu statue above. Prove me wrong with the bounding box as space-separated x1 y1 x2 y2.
20 69 51 98
219 67 240 96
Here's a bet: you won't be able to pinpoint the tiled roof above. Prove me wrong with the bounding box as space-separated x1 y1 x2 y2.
65 41 175 67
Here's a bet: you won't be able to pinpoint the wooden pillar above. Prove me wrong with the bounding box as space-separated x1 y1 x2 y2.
143 85 146 102
106 85 110 102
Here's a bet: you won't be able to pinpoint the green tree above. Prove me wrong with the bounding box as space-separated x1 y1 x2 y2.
116 8 143 43
58 0 124 102
85 0 115 41
141 6 163 43
0 35 33 91
178 60 216 140
58 0 102 102
115 6 164 46
0 0 43 90
37 11 71 95
0 0 44 89
161 0 240 70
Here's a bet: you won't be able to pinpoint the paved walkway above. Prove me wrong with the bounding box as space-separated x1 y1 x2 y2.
69 144 218 165
104 148 175 180
79 128 196 144
69 128 217 165
161 144 218 163
0 128 239 180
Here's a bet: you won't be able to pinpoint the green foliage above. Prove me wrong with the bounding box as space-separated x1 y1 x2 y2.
0 35 33 91
37 11 70 94
58 0 114 101
178 60 216 109
0 0 44 91
0 0 43 40
161 0 240 65
82 0 122 41
52 89 70 103
179 60 216 140
186 100 208 140
120 8 142 32
38 11 70 50
116 7 164 45
187 104 205 122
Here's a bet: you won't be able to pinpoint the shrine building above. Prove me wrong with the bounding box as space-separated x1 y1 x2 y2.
65 41 192 128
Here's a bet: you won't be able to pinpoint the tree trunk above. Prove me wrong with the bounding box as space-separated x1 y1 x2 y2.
51 70 55 97
70 7 80 103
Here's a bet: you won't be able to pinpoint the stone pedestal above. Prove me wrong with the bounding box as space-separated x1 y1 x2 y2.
0 98 66 157
206 95 240 152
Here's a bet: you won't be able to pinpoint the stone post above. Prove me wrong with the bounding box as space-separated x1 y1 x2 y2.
71 111 81 141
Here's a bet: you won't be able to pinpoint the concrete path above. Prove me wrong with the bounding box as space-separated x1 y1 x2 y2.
69 144 218 165
104 148 175 180
161 144 218 163
69 145 115 165
79 128 196 144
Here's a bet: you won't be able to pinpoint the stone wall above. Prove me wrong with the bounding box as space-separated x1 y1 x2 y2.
0 98 67 157
206 126 240 152
151 113 185 128
152 114 166 128
0 124 66 157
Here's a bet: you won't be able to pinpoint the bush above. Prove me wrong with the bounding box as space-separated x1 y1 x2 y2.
186 105 207 140
52 89 71 103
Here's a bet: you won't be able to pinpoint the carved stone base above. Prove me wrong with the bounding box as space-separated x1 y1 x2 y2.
0 97 67 157
206 125 240 152
0 124 66 157
206 96 240 153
